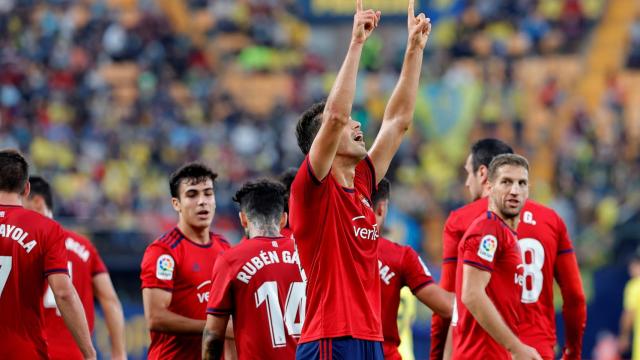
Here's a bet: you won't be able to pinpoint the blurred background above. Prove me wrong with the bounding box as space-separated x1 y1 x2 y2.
1 0 639 358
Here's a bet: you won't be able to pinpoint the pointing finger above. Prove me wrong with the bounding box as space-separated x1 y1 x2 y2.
356 0 363 12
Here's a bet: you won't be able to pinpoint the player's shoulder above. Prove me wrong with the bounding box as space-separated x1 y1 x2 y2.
523 199 558 217
147 227 182 252
6 206 62 231
63 229 93 247
378 237 406 252
522 199 562 226
448 198 488 224
210 232 231 249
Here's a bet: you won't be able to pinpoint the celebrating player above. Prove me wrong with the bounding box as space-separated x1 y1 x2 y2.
0 149 95 360
451 154 540 360
290 0 431 357
203 178 304 359
140 162 230 359
431 139 586 360
25 176 126 360
372 178 453 359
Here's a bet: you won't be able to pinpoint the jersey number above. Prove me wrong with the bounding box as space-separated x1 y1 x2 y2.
255 281 306 348
44 261 73 315
0 256 12 297
518 238 545 303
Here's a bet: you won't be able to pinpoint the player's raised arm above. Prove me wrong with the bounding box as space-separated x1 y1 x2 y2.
48 273 97 360
461 265 541 360
308 0 380 180
368 0 431 183
93 273 127 359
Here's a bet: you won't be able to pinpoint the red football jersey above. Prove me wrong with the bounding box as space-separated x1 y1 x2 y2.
516 201 577 358
0 205 68 360
378 237 434 359
452 211 524 360
43 229 108 360
140 227 230 360
289 156 382 343
207 236 304 359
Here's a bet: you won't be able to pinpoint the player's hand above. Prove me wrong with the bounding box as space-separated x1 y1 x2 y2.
407 0 431 50
352 0 381 44
510 343 542 360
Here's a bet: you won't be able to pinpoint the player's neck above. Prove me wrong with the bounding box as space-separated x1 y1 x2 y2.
177 222 211 245
0 192 23 207
247 223 281 239
488 203 519 230
331 155 359 188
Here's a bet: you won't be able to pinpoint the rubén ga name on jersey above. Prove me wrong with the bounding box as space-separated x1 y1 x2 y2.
236 250 299 284
0 224 37 253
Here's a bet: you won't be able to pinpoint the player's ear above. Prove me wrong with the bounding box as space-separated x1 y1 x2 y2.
22 181 31 198
171 197 181 212
239 211 248 228
279 212 288 230
478 165 489 184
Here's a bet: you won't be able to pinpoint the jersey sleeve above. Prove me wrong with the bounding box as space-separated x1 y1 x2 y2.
401 246 434 293
441 212 460 292
206 255 234 316
460 220 502 273
43 222 69 276
555 213 574 255
89 243 108 277
554 248 586 360
354 156 377 198
140 244 176 291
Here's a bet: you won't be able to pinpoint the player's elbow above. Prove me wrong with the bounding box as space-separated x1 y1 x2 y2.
564 290 587 309
146 311 167 332
202 328 225 360
461 288 481 310
323 110 349 129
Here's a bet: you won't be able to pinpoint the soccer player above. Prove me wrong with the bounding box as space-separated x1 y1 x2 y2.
0 149 95 360
372 178 453 360
430 139 586 360
140 162 230 359
290 0 431 357
451 154 540 360
203 179 304 359
25 176 126 360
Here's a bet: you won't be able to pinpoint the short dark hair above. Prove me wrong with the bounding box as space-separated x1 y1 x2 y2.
169 162 218 198
233 178 286 226
470 139 513 172
0 149 29 193
371 178 390 207
296 101 325 155
278 168 297 213
28 176 54 211
488 154 530 181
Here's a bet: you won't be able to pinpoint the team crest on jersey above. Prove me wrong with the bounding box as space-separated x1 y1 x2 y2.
477 235 497 262
156 254 175 280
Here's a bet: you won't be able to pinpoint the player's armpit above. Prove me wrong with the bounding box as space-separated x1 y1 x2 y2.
93 273 126 359
415 284 453 318
203 314 230 360
554 253 586 359
142 288 205 334
48 273 96 360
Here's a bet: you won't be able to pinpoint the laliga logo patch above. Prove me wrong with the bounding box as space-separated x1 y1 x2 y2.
477 235 497 262
156 254 175 280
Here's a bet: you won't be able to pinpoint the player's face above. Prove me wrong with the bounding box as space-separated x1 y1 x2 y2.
489 165 529 219
336 117 368 160
172 179 215 229
464 154 484 201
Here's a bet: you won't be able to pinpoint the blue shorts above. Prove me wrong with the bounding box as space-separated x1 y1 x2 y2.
296 337 384 360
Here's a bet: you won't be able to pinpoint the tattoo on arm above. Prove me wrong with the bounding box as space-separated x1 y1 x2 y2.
202 328 225 360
